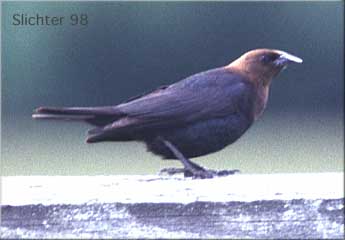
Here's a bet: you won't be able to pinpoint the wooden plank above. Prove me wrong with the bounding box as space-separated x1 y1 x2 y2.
1 173 344 238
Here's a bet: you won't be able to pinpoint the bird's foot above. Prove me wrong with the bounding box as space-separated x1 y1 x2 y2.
159 168 240 179
159 168 187 176
216 169 241 176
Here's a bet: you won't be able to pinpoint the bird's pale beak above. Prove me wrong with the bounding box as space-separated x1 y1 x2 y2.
274 52 303 66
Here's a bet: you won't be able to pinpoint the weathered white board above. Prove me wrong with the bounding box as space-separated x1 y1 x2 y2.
1 172 344 238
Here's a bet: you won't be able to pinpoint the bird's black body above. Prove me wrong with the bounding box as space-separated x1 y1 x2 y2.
35 68 255 159
137 69 255 159
33 49 302 178
146 112 252 159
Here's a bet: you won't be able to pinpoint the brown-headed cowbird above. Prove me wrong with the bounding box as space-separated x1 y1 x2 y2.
33 49 302 178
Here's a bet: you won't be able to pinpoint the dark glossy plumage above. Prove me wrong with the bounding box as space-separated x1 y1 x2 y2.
109 68 256 158
35 68 256 159
33 49 302 169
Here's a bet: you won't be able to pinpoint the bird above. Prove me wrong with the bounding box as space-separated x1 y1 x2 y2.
32 49 302 178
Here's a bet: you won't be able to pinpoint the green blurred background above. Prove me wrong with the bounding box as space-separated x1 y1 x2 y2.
2 2 344 175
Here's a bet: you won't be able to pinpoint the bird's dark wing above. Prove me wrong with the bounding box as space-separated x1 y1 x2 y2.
118 68 254 124
86 68 255 142
122 85 170 104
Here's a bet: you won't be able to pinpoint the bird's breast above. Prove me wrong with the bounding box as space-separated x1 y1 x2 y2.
254 85 270 120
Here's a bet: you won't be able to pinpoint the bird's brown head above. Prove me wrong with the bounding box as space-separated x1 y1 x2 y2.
227 49 303 86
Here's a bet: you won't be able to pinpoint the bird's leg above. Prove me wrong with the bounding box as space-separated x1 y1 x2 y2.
158 137 240 178
161 139 204 170
158 138 215 178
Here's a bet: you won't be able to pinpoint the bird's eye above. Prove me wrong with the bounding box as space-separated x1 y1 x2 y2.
260 53 280 64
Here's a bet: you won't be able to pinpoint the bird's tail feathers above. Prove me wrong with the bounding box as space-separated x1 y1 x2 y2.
32 106 123 126
86 125 134 143
33 106 134 141
86 133 106 143
32 113 93 121
33 106 116 116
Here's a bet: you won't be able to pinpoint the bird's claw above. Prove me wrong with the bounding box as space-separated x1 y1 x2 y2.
159 167 240 179
216 169 240 176
159 167 188 175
